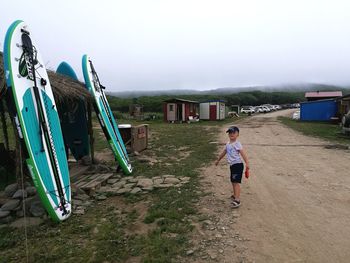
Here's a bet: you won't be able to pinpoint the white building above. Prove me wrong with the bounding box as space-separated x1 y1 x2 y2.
200 100 225 120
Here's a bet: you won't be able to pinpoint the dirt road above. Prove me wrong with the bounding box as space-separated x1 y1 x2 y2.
194 109 350 263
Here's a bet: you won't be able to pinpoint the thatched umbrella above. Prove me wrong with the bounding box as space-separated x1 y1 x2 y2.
0 52 95 179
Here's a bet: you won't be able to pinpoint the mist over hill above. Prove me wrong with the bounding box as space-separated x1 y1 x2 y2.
107 83 350 98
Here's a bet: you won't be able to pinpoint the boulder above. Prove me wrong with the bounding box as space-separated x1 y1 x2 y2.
95 195 107 201
137 178 153 189
107 178 119 185
142 186 154 191
75 193 90 201
25 186 37 196
116 188 131 195
4 183 18 197
1 199 20 211
12 189 28 199
0 209 10 218
0 197 10 206
112 181 126 189
73 207 85 215
29 200 45 217
162 175 175 178
153 178 164 185
124 183 136 189
130 187 142 194
163 177 180 184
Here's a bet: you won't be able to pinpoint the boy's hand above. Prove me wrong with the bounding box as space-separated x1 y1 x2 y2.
215 160 219 166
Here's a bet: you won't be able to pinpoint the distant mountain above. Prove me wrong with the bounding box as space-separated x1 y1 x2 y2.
107 83 350 98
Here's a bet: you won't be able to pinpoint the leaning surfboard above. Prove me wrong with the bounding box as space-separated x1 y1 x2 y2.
3 20 71 222
82 55 132 174
56 62 90 161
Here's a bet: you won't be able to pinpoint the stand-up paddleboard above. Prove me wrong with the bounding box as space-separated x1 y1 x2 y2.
82 55 132 174
3 20 71 222
56 62 90 161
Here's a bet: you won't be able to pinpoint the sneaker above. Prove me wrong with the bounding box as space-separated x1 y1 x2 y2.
231 200 241 208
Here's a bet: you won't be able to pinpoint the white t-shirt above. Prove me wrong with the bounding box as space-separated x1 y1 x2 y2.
225 141 243 165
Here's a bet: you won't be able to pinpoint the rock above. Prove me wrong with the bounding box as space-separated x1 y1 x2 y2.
74 207 85 215
0 210 10 218
16 210 24 217
12 189 27 199
142 186 154 191
0 197 10 206
10 217 43 228
29 200 45 217
127 177 138 183
95 195 107 201
4 183 18 197
153 178 164 185
107 178 119 185
186 250 194 256
162 175 175 178
163 177 180 184
112 181 126 189
179 177 191 182
130 187 142 194
0 215 14 224
26 186 37 196
1 199 20 211
154 184 174 188
133 151 140 156
83 201 93 207
75 193 90 201
137 178 153 189
72 199 83 206
116 188 131 195
124 183 136 189
96 186 110 193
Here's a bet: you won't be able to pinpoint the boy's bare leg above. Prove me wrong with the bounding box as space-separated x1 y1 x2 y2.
232 183 240 201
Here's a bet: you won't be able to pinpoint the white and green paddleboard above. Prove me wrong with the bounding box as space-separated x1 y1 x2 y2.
82 55 132 174
3 20 71 222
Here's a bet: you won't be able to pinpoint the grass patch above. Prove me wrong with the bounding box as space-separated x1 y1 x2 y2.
0 116 242 262
279 116 350 145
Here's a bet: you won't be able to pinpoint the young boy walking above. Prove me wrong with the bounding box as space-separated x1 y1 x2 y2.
215 126 249 208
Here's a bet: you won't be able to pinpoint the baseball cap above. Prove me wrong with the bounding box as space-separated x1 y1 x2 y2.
226 126 239 133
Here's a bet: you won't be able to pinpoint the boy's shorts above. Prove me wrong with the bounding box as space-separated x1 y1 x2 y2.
230 163 244 183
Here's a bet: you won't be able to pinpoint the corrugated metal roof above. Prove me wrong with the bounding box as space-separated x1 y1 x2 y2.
200 100 226 103
164 98 199 104
305 91 343 98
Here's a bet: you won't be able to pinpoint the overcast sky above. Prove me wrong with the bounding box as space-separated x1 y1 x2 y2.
1 0 350 91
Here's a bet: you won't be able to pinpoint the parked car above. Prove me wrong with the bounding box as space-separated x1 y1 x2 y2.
254 106 264 113
241 106 255 114
261 106 270 113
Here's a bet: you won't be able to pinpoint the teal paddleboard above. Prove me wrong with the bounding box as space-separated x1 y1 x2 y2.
3 20 71 222
82 55 132 174
56 62 90 161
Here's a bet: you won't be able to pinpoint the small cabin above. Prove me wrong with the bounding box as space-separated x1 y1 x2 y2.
199 100 225 120
163 98 199 123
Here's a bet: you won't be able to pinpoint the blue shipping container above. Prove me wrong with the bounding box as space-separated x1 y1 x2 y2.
300 99 337 121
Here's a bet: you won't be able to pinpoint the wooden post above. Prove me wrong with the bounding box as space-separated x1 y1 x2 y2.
87 101 95 164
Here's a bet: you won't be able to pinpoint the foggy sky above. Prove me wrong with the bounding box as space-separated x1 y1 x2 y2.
1 0 350 91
